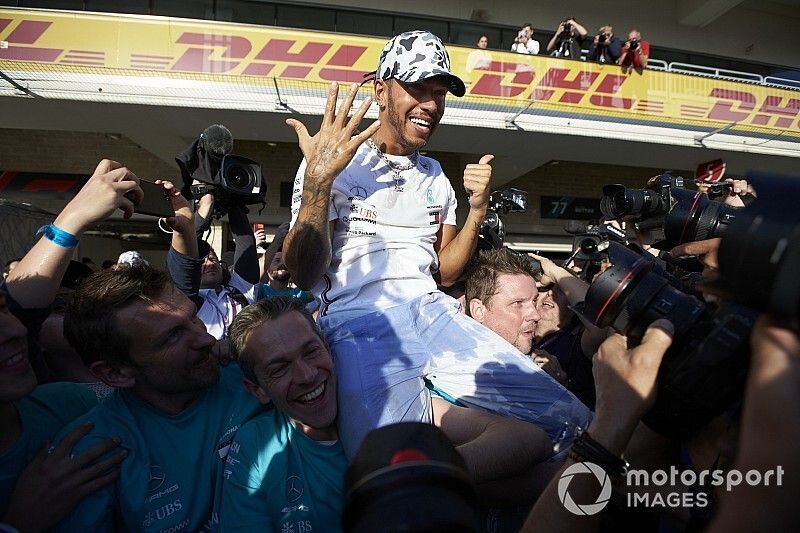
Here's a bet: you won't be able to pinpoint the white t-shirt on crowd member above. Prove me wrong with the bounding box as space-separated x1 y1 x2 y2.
291 141 458 320
197 272 257 339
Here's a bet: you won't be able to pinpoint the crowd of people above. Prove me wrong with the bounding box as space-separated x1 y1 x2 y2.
0 29 797 533
480 16 650 70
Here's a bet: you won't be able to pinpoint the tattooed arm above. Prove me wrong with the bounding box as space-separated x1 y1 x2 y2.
434 155 494 287
283 82 381 291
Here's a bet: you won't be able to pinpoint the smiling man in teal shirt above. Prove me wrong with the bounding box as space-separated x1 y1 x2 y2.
221 297 346 533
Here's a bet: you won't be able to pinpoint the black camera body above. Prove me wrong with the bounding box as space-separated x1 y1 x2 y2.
560 19 573 38
629 38 640 50
473 188 541 277
600 173 677 223
565 222 627 282
597 32 609 44
478 188 528 248
578 242 755 438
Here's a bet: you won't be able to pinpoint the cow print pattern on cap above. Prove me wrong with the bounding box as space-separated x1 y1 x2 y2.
375 30 465 97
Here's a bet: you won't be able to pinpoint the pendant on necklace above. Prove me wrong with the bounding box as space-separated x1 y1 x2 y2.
392 171 404 193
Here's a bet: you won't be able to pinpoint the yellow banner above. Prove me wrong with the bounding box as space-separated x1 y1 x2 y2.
1 8 798 138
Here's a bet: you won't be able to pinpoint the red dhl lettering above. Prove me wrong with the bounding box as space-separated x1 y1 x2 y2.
172 32 251 73
253 39 330 63
589 74 633 109
707 89 799 129
2 17 798 131
0 18 63 61
170 34 369 81
757 96 800 128
708 88 756 121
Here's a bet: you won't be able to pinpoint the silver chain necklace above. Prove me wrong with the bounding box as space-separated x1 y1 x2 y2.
367 138 418 193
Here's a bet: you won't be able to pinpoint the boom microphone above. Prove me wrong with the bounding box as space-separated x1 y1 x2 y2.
200 124 234 159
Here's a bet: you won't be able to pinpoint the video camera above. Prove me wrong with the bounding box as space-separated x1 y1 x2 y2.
478 188 528 250
564 221 627 282
600 173 737 251
474 187 542 277
175 124 267 216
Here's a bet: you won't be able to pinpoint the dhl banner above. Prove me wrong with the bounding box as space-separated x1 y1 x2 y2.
1 8 799 140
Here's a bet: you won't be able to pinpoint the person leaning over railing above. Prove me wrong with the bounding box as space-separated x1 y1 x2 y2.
618 29 650 71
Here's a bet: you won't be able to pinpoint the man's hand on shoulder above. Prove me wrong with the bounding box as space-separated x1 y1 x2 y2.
2 422 126 532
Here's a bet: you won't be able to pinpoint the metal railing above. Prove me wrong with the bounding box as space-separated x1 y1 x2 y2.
668 62 763 83
570 54 798 91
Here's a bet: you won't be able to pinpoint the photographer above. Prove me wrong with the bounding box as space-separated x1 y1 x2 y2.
587 25 622 64
529 253 607 409
511 23 540 55
521 320 674 533
547 16 587 59
618 29 650 70
192 194 259 340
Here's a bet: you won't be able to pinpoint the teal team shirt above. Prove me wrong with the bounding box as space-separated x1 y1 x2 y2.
53 364 263 533
0 382 98 517
219 408 347 533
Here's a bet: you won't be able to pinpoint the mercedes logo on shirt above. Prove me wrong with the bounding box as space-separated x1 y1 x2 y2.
286 475 304 503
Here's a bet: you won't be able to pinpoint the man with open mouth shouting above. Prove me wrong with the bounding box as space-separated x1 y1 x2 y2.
283 31 592 461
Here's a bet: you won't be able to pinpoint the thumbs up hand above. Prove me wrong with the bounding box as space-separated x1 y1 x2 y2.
464 154 494 210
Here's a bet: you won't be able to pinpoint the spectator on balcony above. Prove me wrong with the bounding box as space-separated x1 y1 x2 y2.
587 25 622 64
511 23 539 55
547 17 587 59
466 34 493 74
618 29 650 71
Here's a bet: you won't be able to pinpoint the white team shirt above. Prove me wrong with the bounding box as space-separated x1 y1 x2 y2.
290 141 458 319
197 272 257 339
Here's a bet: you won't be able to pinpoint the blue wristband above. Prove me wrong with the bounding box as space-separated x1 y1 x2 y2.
36 224 79 248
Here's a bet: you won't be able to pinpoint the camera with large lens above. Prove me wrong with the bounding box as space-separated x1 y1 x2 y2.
597 32 608 44
629 39 639 50
600 173 677 221
343 423 476 532
175 124 267 214
601 174 737 251
578 242 755 438
659 187 736 250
